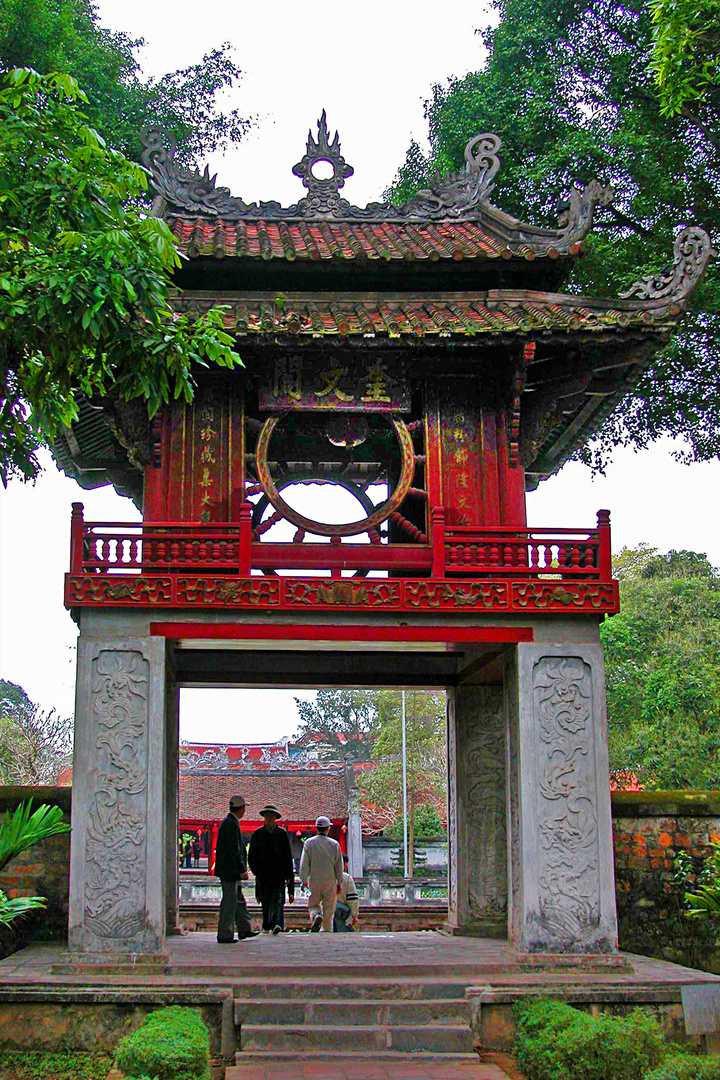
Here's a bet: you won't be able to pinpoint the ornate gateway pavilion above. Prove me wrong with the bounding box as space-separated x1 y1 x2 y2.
56 114 711 958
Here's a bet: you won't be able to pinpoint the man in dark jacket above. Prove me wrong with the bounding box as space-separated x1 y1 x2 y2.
215 794 259 943
247 803 295 935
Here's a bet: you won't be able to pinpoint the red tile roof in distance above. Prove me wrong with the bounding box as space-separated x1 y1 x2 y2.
179 770 350 825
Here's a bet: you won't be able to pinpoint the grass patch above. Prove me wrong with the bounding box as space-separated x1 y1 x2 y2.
0 1051 112 1079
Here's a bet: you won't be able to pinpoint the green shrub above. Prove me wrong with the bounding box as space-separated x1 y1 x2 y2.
114 1006 210 1080
514 1001 666 1080
645 1054 720 1080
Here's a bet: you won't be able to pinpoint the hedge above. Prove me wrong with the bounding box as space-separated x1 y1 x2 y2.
514 1001 720 1080
114 1006 210 1080
514 1000 666 1080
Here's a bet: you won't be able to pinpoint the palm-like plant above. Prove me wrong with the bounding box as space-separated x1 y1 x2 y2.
0 801 71 929
685 843 720 920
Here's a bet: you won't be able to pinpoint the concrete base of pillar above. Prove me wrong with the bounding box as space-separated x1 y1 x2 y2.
443 920 507 939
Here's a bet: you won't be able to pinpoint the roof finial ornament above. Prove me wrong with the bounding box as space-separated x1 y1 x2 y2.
291 110 354 218
619 226 714 305
403 133 502 218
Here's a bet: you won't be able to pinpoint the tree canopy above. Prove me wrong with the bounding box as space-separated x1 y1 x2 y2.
0 679 73 785
358 691 446 875
602 546 720 788
649 0 720 117
0 0 250 164
296 688 447 874
0 69 242 483
387 0 720 465
294 689 378 762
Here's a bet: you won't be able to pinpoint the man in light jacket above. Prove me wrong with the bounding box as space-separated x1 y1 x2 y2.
299 815 344 932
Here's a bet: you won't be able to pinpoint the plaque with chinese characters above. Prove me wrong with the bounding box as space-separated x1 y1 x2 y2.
259 357 410 412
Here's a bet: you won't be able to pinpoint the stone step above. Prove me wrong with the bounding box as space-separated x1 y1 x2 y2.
240 1022 476 1055
233 1050 480 1065
168 962 515 978
235 997 470 1026
230 978 468 1000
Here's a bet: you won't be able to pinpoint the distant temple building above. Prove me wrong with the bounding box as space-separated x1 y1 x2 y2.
178 741 362 876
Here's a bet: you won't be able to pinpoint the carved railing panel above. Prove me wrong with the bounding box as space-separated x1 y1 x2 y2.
73 514 610 581
445 527 601 578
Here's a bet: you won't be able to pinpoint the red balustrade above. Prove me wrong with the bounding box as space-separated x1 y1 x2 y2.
444 524 603 578
69 503 611 581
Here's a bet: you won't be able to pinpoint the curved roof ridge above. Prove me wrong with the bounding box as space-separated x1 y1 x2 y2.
139 115 613 255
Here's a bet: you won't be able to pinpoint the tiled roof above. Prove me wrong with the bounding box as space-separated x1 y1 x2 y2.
169 216 584 263
173 291 675 338
179 770 350 824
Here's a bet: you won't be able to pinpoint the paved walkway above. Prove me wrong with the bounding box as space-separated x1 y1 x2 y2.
0 931 717 986
225 1060 514 1080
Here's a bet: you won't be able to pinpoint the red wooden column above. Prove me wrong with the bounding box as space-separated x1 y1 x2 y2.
70 502 84 575
238 502 253 575
597 509 612 578
431 506 446 578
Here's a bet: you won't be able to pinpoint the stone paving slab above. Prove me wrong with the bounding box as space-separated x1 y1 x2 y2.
0 933 718 990
225 1060 512 1080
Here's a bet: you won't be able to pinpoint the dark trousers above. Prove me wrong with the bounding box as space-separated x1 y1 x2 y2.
333 900 354 933
258 885 285 931
217 880 252 941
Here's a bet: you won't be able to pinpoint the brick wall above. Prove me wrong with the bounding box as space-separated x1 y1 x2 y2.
612 791 720 971
0 787 71 958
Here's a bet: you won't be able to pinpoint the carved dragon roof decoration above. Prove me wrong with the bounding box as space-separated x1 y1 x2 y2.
619 226 715 304
139 114 614 252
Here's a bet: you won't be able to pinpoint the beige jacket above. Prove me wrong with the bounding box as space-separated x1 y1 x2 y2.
338 871 360 921
299 833 344 889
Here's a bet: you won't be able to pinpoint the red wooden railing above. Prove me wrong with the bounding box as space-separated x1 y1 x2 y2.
70 503 612 581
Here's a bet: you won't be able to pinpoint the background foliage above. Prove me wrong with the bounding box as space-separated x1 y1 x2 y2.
0 0 251 164
386 0 720 466
0 69 242 483
0 680 72 785
602 546 720 788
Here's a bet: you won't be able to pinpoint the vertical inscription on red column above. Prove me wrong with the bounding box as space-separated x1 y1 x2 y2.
440 387 482 526
194 392 222 522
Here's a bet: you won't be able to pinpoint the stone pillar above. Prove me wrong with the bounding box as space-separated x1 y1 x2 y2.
347 792 363 880
446 685 507 936
164 661 180 934
69 636 168 955
505 643 618 954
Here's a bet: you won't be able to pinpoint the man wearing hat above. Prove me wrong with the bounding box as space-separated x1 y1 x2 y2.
247 804 295 935
299 816 344 932
215 795 259 943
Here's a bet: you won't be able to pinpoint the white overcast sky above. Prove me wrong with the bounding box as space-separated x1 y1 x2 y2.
1 1 719 743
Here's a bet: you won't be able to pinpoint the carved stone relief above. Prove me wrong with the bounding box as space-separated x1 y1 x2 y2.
84 650 149 941
533 656 599 942
463 688 507 924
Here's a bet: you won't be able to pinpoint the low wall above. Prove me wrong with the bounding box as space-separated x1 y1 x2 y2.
612 791 720 971
362 836 447 873
0 787 71 958
179 902 447 933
